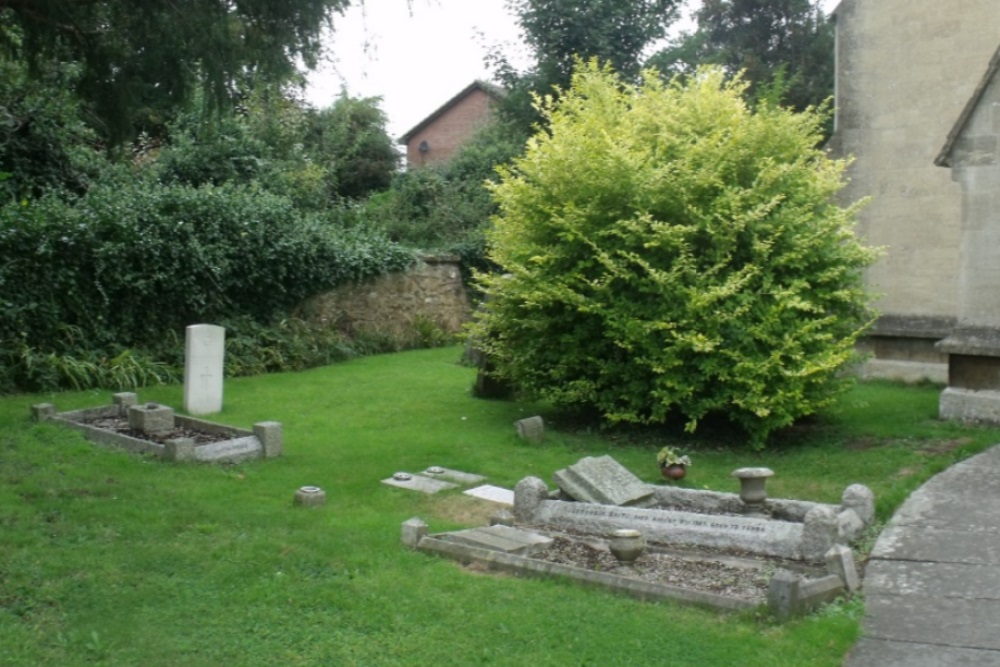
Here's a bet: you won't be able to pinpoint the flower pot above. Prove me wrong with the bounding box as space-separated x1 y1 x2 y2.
661 464 686 480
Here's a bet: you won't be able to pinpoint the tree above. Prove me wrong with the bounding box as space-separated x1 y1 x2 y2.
470 63 878 447
649 0 834 113
0 0 352 144
305 93 399 201
491 0 681 130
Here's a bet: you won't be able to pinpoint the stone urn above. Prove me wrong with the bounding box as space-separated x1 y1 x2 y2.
608 529 646 565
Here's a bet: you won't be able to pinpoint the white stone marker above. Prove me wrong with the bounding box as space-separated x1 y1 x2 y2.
183 324 225 415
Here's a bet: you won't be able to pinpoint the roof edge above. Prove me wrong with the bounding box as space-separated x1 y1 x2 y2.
398 80 505 144
936 45 1000 168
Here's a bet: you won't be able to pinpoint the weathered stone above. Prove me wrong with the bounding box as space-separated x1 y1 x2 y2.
30 403 56 422
553 455 655 508
194 437 260 463
533 499 805 559
825 544 861 593
515 416 545 442
183 323 225 415
421 467 485 485
127 403 175 435
514 476 549 522
442 525 553 555
401 517 428 548
490 509 515 526
838 508 866 542
253 421 283 458
842 483 876 526
768 569 801 620
382 472 458 494
464 484 514 506
293 485 326 507
163 437 196 462
802 505 840 561
798 574 846 612
112 392 137 417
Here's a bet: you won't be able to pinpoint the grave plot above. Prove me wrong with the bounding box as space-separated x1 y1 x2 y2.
31 392 282 463
404 455 870 618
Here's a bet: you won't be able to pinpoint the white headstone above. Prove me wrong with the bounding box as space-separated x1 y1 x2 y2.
183 324 225 415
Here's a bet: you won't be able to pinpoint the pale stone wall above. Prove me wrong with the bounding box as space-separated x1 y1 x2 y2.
829 0 1000 379
298 255 471 341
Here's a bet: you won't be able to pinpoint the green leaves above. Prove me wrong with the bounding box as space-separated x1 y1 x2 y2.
471 63 878 447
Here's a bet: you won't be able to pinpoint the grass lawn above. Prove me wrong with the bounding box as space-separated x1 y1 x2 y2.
3 346 1000 666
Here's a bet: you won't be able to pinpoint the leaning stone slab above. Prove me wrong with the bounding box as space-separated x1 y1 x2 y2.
553 455 655 508
441 525 553 556
532 499 805 559
382 473 458 494
825 545 860 593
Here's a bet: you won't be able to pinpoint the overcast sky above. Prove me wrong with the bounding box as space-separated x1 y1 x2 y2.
305 0 840 142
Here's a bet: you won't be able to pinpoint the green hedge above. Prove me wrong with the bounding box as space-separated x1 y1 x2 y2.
0 177 413 391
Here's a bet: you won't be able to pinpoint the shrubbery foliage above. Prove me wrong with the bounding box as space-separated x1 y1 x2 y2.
470 63 878 446
0 176 413 391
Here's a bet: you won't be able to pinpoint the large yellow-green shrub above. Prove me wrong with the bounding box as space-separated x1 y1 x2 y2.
470 63 878 446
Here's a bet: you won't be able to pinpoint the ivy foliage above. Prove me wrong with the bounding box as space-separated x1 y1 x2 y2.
0 175 413 391
470 63 879 447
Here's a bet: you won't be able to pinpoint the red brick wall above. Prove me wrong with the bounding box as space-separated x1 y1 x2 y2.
405 88 495 167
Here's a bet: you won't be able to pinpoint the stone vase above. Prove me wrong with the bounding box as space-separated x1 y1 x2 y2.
608 529 646 565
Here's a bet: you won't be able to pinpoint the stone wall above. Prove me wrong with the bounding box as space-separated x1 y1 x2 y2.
298 254 471 342
829 0 1000 381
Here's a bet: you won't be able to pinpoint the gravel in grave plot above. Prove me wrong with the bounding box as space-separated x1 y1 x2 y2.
86 416 233 445
529 532 803 603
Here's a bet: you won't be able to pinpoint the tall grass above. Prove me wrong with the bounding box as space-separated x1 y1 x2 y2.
2 348 998 666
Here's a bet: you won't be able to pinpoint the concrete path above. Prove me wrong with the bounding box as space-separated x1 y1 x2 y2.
844 446 1000 666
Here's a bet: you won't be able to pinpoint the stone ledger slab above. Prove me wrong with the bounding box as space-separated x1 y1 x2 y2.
441 526 553 555
553 455 655 507
420 467 486 485
381 473 458 494
533 500 805 559
464 485 515 505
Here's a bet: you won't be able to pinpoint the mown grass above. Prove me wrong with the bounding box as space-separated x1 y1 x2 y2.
3 347 999 666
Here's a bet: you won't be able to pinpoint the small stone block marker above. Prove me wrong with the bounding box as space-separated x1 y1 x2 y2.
127 403 175 435
112 392 137 417
825 544 860 593
31 403 56 422
254 421 283 458
768 569 802 620
515 416 545 442
841 483 876 526
293 486 326 507
164 437 196 462
183 323 225 415
401 517 428 548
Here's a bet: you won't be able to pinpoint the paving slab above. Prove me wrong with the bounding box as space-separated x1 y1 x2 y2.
419 467 486 485
872 525 1000 564
863 594 1000 651
865 559 1000 599
846 637 1000 667
847 442 1000 667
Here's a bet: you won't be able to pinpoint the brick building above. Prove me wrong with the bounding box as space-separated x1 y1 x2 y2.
399 80 503 168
